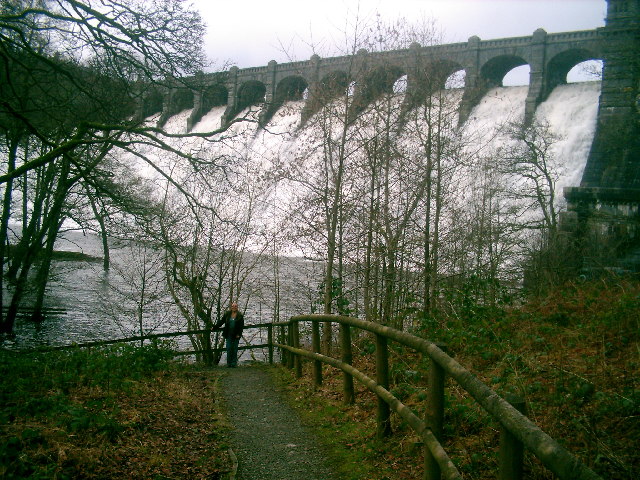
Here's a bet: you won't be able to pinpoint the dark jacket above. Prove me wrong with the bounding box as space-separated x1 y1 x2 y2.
215 310 244 339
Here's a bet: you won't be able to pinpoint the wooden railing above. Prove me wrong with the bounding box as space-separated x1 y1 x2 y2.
275 314 602 480
17 317 602 480
17 323 275 360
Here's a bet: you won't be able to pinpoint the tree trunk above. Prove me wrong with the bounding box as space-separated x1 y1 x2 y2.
30 158 71 322
0 135 19 331
30 219 64 322
6 160 57 282
85 184 110 271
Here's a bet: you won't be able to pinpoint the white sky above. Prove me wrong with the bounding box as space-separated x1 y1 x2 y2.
190 0 607 70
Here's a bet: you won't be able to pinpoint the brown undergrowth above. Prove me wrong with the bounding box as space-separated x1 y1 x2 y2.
272 278 639 480
0 347 232 479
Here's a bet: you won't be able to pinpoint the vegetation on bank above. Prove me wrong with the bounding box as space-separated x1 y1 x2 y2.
1 278 637 479
0 343 231 479
274 277 639 480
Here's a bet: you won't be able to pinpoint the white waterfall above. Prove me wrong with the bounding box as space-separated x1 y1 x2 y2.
142 81 600 227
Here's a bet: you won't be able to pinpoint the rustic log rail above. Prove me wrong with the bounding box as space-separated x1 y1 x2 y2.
11 317 602 480
11 323 274 359
279 314 602 480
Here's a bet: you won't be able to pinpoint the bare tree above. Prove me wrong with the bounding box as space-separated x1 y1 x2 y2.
102 240 171 344
498 119 562 234
0 0 220 333
497 119 572 290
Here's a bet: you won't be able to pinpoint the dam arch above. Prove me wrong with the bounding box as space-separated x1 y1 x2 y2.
409 60 466 106
142 88 163 118
480 55 529 88
276 76 308 102
319 71 351 99
237 81 267 110
351 64 407 116
157 87 194 127
262 75 309 124
547 48 601 91
202 84 229 112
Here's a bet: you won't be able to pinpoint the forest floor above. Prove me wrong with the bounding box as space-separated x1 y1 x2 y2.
1 350 232 479
1 348 343 480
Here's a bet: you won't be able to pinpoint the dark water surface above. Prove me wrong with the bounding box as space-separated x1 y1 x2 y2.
2 231 170 349
2 230 315 358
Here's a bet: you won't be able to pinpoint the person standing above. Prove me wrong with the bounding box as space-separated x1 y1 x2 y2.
215 302 244 367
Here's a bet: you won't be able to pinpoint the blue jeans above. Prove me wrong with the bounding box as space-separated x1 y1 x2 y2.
226 337 240 367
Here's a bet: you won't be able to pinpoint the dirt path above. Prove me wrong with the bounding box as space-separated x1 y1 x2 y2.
219 365 341 480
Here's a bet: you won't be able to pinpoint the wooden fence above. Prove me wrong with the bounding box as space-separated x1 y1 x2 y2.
17 316 602 480
274 314 602 480
18 323 273 359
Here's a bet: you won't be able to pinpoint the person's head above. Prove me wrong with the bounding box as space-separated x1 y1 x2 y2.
230 302 238 312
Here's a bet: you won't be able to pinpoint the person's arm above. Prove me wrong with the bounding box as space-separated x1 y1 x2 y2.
235 314 244 338
213 313 226 330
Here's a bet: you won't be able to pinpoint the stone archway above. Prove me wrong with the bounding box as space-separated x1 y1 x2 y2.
237 80 267 112
202 84 229 112
351 64 406 116
547 48 601 91
261 75 309 125
171 88 194 112
142 88 163 118
480 55 529 88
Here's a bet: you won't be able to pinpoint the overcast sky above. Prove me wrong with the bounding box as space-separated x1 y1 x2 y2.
190 0 607 70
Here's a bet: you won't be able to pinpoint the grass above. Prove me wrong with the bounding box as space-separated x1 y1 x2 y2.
0 342 232 479
271 277 639 480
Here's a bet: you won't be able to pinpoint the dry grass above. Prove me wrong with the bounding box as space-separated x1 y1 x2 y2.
1 354 232 479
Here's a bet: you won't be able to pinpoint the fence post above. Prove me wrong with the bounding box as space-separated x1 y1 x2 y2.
499 395 526 480
424 345 446 480
341 322 354 404
376 333 392 438
279 324 287 366
293 320 302 378
287 320 295 369
312 319 322 386
267 324 273 365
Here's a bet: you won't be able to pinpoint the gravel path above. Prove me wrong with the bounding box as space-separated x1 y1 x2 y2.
219 365 341 480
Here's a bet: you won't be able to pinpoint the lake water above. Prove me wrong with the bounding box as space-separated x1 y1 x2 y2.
1 230 318 362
